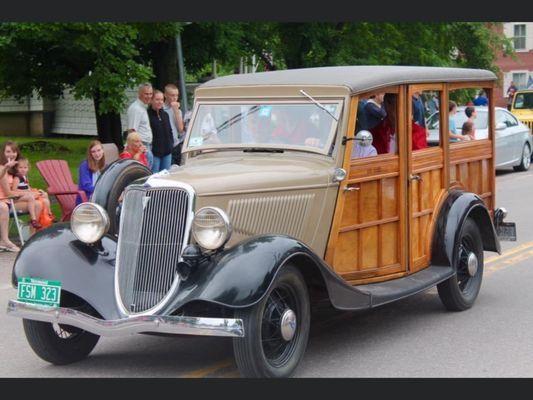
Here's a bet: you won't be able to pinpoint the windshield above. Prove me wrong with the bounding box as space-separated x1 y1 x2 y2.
185 101 342 154
514 92 533 110
428 109 488 130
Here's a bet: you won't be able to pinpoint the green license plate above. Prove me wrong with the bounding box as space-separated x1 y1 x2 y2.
17 277 61 307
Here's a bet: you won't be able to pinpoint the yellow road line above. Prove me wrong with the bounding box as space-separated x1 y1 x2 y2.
485 249 533 276
179 359 234 378
485 241 533 265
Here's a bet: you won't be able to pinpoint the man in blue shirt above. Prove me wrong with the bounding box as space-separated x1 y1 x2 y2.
473 90 488 106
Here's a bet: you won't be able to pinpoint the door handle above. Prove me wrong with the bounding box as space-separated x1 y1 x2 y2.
409 174 422 182
344 185 360 192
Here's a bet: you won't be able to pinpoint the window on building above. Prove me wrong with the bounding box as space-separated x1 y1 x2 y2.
512 72 528 89
513 24 526 50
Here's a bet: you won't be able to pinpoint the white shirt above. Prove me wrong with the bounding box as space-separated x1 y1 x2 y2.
163 104 184 146
351 143 377 159
127 99 152 143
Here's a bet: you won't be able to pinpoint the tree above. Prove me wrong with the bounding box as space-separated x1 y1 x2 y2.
0 23 181 147
135 23 184 90
196 22 510 74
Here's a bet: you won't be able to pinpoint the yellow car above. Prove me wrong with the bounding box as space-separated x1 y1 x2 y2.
511 89 533 134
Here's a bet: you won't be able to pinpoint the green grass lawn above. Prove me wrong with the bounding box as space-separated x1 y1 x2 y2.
2 136 93 220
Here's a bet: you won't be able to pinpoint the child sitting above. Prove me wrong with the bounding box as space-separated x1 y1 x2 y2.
10 157 54 229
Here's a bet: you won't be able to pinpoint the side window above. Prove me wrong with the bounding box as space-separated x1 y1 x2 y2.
353 92 398 159
504 112 518 127
412 90 441 150
449 88 489 141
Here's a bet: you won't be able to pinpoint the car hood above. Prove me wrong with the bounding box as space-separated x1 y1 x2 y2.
146 151 336 196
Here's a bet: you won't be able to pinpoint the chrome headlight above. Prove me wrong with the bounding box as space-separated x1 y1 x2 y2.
192 207 232 250
71 203 110 244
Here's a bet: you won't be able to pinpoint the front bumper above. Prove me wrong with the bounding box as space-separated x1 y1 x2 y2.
7 300 244 338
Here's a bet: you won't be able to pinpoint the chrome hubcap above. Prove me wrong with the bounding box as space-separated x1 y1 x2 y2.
280 309 297 341
467 252 478 277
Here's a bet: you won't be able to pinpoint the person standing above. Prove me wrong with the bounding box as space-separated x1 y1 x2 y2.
148 90 174 173
473 90 488 106
163 84 185 165
464 106 477 140
506 81 518 111
448 101 470 141
412 92 426 129
127 83 154 169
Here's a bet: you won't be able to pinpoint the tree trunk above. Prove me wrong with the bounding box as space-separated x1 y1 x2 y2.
93 92 123 151
148 37 179 90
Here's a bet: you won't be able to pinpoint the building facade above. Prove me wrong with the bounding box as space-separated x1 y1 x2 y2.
495 22 533 108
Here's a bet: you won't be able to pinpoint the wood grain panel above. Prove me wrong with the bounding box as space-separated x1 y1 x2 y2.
334 231 359 273
381 222 399 266
349 155 399 182
342 265 404 283
359 181 379 223
340 190 359 228
381 178 397 218
361 226 379 269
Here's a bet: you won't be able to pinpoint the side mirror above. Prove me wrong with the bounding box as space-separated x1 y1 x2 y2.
495 122 507 131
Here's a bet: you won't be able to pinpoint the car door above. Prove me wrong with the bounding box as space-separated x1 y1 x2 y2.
495 110 512 166
407 85 448 273
326 88 409 284
503 110 528 162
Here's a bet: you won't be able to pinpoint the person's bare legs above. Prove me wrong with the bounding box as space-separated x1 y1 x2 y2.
0 202 19 251
15 193 41 221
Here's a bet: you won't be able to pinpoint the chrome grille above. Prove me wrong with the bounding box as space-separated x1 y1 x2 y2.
116 186 191 315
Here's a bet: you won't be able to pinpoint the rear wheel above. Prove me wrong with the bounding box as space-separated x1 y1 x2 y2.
233 264 310 378
23 320 99 365
513 143 531 171
437 218 484 311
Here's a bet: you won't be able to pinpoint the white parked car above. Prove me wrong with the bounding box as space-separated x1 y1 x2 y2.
427 106 532 171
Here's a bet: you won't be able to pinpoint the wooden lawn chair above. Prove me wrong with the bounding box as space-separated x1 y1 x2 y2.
35 160 88 222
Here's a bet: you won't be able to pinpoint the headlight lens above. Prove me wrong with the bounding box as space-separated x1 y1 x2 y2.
71 203 110 244
192 207 232 250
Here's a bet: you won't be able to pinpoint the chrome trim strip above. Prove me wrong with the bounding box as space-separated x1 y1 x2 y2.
114 177 196 318
7 300 244 338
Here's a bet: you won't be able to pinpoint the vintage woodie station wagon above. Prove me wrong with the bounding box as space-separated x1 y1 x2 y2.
8 66 514 377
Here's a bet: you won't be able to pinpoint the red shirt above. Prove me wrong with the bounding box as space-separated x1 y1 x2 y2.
119 151 149 168
412 121 428 151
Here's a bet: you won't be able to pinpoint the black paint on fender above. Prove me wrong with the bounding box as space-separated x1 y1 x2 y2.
161 235 371 313
431 190 501 269
11 223 121 320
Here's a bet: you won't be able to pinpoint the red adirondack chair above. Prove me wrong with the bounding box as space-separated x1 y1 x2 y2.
36 160 88 222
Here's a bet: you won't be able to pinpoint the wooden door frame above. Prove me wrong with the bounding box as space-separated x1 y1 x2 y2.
406 83 446 272
325 87 409 283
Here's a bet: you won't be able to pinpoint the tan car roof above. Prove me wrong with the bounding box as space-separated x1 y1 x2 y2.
201 65 496 95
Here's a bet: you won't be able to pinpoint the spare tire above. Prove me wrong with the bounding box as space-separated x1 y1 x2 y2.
91 159 151 235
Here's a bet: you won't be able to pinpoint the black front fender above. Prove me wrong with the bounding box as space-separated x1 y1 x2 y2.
431 190 501 268
164 235 371 313
11 223 120 320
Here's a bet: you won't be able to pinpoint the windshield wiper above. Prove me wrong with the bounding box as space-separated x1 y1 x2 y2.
299 90 338 121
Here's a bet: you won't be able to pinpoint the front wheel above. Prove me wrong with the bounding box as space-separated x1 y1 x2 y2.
513 143 531 172
23 320 100 365
437 218 484 311
233 264 310 378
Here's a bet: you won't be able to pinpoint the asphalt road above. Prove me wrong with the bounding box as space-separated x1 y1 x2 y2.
1 167 532 378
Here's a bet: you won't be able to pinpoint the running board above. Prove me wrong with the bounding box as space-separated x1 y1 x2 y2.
355 265 455 308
